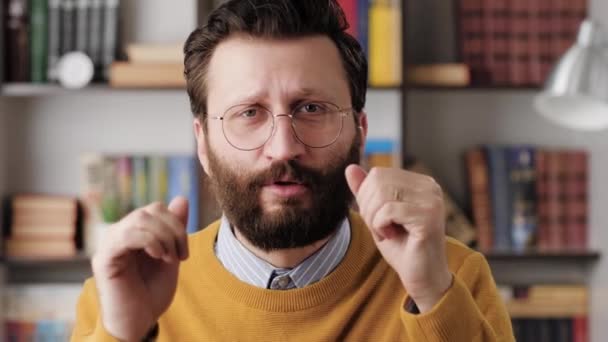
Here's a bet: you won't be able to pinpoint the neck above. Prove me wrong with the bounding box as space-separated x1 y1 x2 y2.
233 228 333 269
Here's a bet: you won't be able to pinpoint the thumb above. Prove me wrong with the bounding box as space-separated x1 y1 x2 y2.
168 196 189 227
345 164 367 196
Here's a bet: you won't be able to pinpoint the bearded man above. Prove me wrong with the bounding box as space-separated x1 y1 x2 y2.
71 1 514 341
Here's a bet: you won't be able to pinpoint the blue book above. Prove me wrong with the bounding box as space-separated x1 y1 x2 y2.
167 156 199 234
506 146 537 252
485 145 512 251
357 0 370 58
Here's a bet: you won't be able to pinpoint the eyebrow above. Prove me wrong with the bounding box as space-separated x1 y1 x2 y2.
228 87 339 107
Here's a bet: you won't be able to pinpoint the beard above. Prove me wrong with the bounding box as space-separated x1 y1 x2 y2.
206 133 361 251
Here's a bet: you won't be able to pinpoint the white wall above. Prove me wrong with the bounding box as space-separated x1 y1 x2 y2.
1 92 194 195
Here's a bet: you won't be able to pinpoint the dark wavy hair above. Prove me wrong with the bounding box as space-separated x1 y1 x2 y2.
183 0 368 120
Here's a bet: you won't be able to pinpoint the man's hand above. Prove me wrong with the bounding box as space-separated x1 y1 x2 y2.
91 196 190 341
345 165 453 313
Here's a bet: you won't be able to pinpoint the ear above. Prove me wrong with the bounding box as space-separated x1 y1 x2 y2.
193 117 211 176
357 111 368 155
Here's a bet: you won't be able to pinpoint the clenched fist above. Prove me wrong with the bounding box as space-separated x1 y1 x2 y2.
345 165 453 313
91 196 190 341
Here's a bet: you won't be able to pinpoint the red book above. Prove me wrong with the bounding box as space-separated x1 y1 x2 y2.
337 0 358 38
564 150 588 250
458 0 485 83
535 150 550 250
573 316 589 342
538 0 554 81
545 150 566 251
508 0 529 85
466 148 493 251
527 0 543 85
485 0 509 84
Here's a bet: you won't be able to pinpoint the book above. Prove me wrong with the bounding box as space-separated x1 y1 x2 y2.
87 0 103 79
75 0 90 52
506 146 537 252
356 0 370 58
337 0 358 38
60 0 75 55
148 156 169 203
29 0 48 83
101 0 119 80
167 156 199 234
563 150 588 250
5 0 30 82
485 146 512 251
47 0 62 80
109 62 186 88
465 147 493 251
369 0 402 87
131 156 149 209
126 43 184 64
407 63 471 87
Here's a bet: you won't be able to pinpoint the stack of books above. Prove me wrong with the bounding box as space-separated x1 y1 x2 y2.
457 0 587 86
466 146 588 253
3 0 120 83
3 194 80 259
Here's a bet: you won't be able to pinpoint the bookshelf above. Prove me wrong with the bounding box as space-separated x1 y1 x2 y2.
1 0 607 341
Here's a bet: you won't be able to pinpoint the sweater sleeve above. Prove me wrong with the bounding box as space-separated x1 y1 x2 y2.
70 278 121 342
400 252 515 341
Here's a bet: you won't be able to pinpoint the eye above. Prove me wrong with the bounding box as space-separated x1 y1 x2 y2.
297 103 326 113
240 108 258 118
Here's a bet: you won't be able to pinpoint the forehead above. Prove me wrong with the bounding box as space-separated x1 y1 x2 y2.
206 34 350 110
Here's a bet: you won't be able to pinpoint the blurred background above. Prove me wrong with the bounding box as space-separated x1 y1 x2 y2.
1 0 608 340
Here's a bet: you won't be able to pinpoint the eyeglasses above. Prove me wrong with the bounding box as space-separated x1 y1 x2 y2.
208 102 354 151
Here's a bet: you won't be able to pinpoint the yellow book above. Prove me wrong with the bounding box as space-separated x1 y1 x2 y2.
369 0 402 86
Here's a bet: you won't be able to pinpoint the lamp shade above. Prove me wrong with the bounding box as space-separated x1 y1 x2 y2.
534 20 608 131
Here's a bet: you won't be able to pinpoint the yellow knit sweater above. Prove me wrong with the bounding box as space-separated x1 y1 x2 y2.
71 212 514 341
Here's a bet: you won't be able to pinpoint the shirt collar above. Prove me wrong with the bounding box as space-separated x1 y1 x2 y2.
215 216 351 289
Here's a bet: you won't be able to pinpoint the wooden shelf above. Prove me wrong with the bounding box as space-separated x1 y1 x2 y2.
406 85 541 91
484 250 601 262
1 83 403 96
485 250 600 285
1 254 92 283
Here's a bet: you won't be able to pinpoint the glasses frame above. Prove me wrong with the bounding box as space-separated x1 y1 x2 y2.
207 103 355 151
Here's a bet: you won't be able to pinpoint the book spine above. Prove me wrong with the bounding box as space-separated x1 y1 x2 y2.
458 0 484 84
485 145 511 251
538 0 553 82
337 0 358 38
47 0 61 80
115 155 132 218
357 0 369 58
131 156 149 209
573 316 588 342
465 148 493 251
535 149 550 251
88 0 103 80
564 150 588 250
507 146 537 252
29 0 48 83
508 0 528 85
75 0 90 52
368 0 401 86
5 0 30 82
546 150 566 251
527 0 542 85
167 156 199 234
60 0 75 55
101 0 119 80
148 156 169 203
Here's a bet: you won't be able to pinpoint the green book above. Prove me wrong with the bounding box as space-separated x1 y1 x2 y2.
30 0 48 83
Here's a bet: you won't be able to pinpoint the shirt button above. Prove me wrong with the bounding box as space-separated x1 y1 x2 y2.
278 277 289 288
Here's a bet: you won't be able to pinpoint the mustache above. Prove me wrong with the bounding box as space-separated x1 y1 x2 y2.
247 160 325 189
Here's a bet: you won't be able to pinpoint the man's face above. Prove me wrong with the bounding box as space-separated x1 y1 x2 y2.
194 35 368 251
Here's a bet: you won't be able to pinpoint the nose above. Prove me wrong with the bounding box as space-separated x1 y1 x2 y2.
262 114 306 161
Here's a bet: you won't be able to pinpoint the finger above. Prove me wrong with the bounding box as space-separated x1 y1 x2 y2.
345 164 367 196
135 212 180 263
371 202 429 239
168 196 189 226
108 225 164 261
147 203 189 260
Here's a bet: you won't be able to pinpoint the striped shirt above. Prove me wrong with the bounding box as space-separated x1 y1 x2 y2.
215 216 351 290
